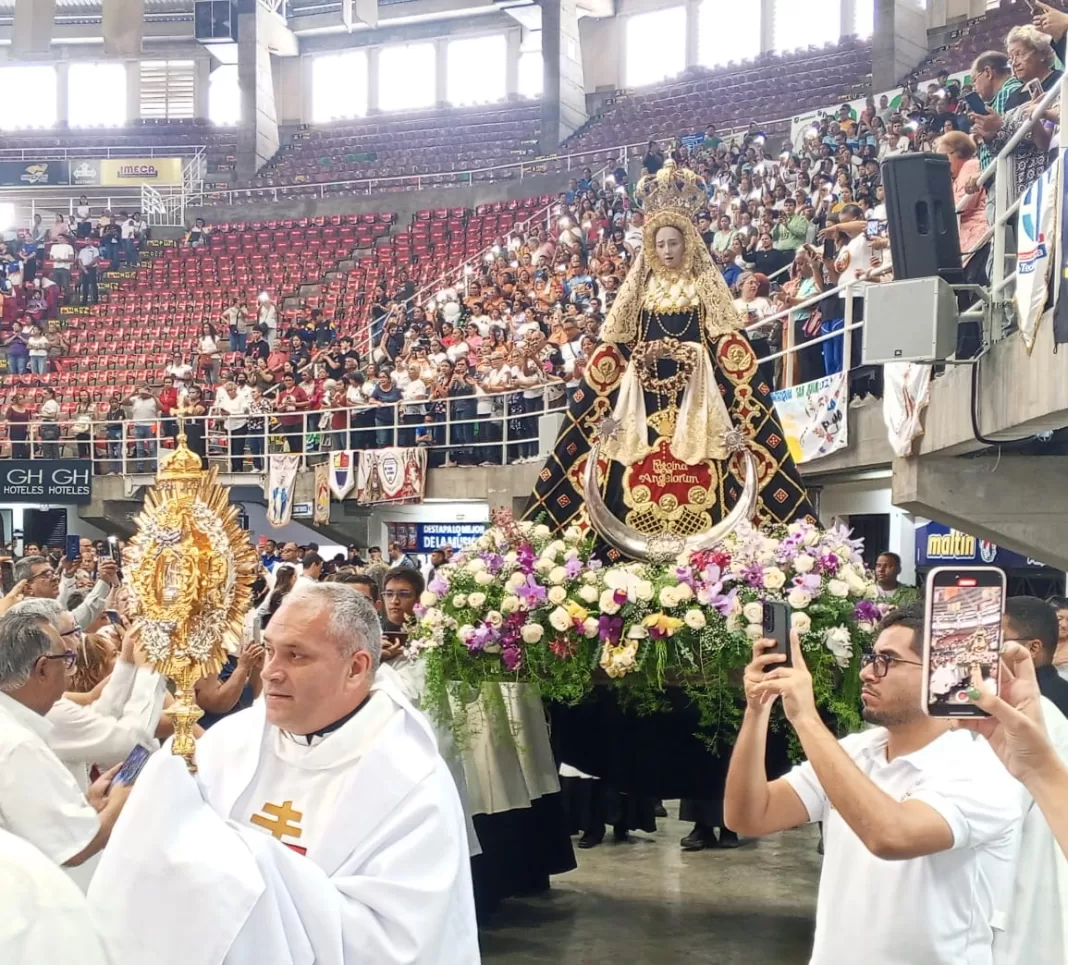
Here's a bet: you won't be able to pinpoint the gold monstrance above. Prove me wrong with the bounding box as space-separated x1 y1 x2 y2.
125 430 258 771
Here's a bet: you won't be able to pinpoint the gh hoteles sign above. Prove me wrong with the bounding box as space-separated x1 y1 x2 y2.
0 462 92 504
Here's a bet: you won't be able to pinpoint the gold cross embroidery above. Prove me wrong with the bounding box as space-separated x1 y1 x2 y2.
250 800 303 841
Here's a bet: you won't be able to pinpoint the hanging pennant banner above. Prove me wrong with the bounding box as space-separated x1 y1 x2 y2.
328 450 355 501
882 361 932 457
354 448 427 505
769 371 848 464
314 462 331 525
265 454 300 527
1015 151 1061 353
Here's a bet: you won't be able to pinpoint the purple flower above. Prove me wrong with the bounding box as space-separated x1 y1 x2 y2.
428 576 448 597
502 645 522 672
853 600 882 624
564 557 584 580
793 573 822 591
468 625 498 653
818 554 841 576
516 543 536 575
675 565 695 588
700 563 724 586
484 553 505 575
741 563 764 588
414 604 426 619
699 584 738 616
517 574 547 608
598 614 623 643
613 588 629 606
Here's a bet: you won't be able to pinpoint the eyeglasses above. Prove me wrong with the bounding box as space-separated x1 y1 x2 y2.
29 568 57 583
39 649 77 671
383 589 415 601
860 651 923 679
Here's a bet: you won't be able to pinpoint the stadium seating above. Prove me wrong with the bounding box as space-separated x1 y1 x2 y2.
912 0 1028 78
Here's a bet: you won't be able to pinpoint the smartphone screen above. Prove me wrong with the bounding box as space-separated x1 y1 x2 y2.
65 534 81 562
113 744 152 786
922 567 1006 718
762 601 792 668
963 91 989 116
105 610 122 626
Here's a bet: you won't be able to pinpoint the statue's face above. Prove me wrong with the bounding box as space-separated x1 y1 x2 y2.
654 226 685 271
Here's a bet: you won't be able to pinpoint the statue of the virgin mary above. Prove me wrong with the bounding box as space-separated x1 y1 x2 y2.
528 160 812 808
528 159 816 553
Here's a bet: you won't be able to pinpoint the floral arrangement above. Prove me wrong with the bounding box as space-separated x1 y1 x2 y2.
411 512 889 745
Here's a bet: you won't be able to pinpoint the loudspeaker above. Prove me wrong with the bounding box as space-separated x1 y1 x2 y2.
882 153 964 284
194 0 238 43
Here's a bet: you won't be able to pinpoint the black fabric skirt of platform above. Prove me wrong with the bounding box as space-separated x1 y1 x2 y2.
559 773 658 835
470 791 577 922
548 688 793 801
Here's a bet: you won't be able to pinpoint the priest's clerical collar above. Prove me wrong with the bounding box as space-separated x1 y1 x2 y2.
291 694 371 747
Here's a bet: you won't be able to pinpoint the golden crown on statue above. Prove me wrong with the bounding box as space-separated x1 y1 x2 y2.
636 159 709 218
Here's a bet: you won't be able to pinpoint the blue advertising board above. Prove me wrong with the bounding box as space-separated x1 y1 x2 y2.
916 522 1050 570
416 523 487 553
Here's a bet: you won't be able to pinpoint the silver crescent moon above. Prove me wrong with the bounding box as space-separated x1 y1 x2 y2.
583 444 759 563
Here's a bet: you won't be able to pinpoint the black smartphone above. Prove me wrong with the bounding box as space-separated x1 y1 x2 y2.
112 744 152 786
762 601 792 668
823 235 837 260
106 536 121 562
65 534 80 562
0 560 13 595
922 567 1006 718
105 610 123 626
961 91 989 116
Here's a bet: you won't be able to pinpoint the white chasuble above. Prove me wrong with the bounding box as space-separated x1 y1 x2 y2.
87 673 480 965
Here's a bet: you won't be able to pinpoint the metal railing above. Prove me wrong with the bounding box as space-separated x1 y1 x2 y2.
201 118 790 206
0 143 212 161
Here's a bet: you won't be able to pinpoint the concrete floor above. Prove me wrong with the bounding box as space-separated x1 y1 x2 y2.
480 802 820 964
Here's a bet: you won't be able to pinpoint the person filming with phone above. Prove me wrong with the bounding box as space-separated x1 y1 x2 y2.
724 603 1022 965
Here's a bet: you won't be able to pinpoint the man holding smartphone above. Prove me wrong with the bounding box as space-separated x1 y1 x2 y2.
724 604 1022 965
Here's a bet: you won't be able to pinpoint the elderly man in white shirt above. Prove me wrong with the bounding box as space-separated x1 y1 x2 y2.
211 379 253 473
725 603 1023 965
15 554 118 632
0 605 130 876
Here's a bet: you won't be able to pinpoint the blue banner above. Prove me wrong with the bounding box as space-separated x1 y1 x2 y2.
416 523 487 554
916 522 1050 570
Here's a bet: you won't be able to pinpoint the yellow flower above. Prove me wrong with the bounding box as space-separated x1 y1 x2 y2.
642 613 685 638
565 601 589 622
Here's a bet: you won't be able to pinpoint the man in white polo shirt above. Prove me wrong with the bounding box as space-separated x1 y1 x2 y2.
725 603 1023 965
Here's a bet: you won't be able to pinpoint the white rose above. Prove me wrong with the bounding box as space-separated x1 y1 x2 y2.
452 593 468 609
467 592 486 609
517 521 534 535
533 524 552 539
520 624 544 644
791 612 812 635
599 589 621 615
549 540 567 557
504 551 518 565
564 526 583 543
548 586 568 605
804 529 821 547
634 580 655 602
500 595 520 614
579 585 599 604
659 586 679 608
508 572 527 589
763 567 786 590
420 591 439 607
474 571 494 586
582 570 599 584
864 584 880 601
549 607 572 633
684 609 706 630
743 602 764 625
726 612 743 632
675 582 694 602
423 608 443 627
548 566 568 585
786 587 811 610
458 624 476 642
842 565 869 595
540 547 557 563
745 623 764 640
827 579 850 599
484 610 503 627
466 558 487 574
582 617 600 638
475 535 492 552
793 553 815 574
534 558 554 575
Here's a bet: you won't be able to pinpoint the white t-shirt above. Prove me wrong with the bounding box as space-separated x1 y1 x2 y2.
50 243 74 268
834 231 875 293
784 727 1022 965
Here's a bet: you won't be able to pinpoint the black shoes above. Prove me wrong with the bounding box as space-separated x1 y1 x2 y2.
578 828 605 849
680 824 740 851
653 800 668 818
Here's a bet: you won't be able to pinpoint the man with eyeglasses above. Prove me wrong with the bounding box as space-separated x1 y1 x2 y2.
14 554 118 632
0 604 131 875
381 567 424 638
724 603 1022 965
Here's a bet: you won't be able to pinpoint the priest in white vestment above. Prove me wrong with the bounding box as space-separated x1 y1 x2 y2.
88 583 480 965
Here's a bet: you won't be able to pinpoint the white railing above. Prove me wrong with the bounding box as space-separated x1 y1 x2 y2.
202 118 792 206
140 183 186 227
0 143 212 162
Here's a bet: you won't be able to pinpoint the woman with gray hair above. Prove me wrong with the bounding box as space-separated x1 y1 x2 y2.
1007 23 1063 97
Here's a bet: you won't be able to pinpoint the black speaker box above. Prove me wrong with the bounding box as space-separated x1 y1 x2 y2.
881 153 964 284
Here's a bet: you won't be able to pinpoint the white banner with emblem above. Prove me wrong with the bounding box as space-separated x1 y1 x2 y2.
354 448 427 505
